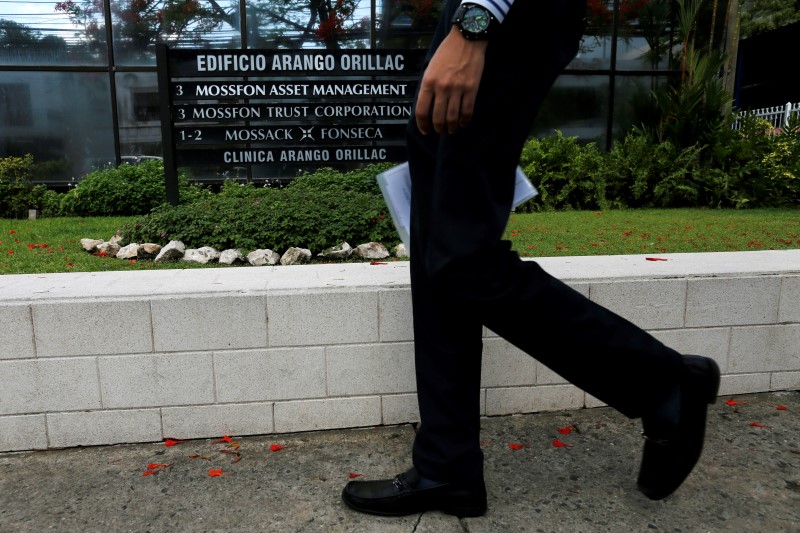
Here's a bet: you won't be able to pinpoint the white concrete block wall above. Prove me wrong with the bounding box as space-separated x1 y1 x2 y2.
98 352 215 408
162 403 274 440
0 304 35 359
1 250 798 452
779 275 800 322
33 300 153 357
685 276 782 327
151 295 268 352
590 279 687 330
214 348 326 402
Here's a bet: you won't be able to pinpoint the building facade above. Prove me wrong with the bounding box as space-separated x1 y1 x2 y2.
1 0 686 188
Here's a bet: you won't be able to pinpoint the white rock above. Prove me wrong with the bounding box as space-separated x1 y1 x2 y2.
116 243 140 259
138 243 162 259
394 243 408 258
80 238 104 252
353 242 389 260
318 242 352 260
247 249 281 266
219 249 246 265
155 240 186 262
96 241 120 256
109 235 124 245
280 247 312 265
182 246 219 264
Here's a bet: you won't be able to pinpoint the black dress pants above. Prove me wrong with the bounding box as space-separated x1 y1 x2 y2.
406 0 685 484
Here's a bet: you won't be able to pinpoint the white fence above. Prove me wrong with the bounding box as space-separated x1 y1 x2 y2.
732 101 800 131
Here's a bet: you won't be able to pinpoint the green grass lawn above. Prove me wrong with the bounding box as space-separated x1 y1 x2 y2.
1 208 799 275
505 208 800 258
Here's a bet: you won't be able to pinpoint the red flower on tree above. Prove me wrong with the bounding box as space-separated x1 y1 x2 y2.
315 0 357 44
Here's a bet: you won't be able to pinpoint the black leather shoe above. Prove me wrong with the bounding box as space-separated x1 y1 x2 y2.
341 467 487 517
637 355 721 500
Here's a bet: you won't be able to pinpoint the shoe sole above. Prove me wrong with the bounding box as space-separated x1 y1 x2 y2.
342 488 488 518
341 492 487 517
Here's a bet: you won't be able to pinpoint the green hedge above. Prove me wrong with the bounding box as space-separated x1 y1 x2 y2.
58 160 195 216
120 164 398 253
517 119 800 211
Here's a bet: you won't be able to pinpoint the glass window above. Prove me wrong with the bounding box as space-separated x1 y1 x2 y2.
113 0 241 66
615 0 674 71
0 71 115 186
116 71 163 157
246 0 371 49
612 74 672 138
0 83 33 126
580 0 614 70
533 74 610 147
0 0 107 65
375 0 441 50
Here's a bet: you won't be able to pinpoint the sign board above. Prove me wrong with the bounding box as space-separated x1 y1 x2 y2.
156 45 425 204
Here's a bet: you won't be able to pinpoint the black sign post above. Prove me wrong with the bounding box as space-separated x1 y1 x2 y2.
156 45 425 206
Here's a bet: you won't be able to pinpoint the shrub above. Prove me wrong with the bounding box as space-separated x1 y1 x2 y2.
517 132 607 211
59 160 190 216
600 132 702 208
121 165 398 253
0 154 35 218
701 114 800 208
287 163 392 195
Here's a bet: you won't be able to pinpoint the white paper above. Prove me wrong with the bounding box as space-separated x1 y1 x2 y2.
376 162 538 255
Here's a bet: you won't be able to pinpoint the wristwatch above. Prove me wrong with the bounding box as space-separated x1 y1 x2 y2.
451 3 498 41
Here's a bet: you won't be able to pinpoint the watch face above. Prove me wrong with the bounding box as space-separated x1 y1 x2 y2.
462 6 491 33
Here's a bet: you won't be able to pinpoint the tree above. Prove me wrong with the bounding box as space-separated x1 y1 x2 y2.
0 19 68 59
55 0 232 53
55 0 372 52
637 0 733 152
246 0 369 49
739 0 800 37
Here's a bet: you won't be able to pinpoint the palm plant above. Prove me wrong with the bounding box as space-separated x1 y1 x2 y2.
637 0 733 154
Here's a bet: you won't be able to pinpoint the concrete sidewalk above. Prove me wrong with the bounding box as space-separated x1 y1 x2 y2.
1 390 798 533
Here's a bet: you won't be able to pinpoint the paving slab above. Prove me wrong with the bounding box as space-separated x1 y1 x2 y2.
0 391 797 532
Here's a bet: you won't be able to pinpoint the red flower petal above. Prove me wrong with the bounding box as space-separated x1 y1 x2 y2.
9 230 15 235
209 468 231 477
557 426 572 435
645 257 668 261
725 399 748 406
750 422 769 428
508 443 527 451
776 405 789 411
552 439 573 448
164 438 185 446
269 444 285 451
349 473 363 479
141 463 172 476
211 435 233 444
369 261 387 265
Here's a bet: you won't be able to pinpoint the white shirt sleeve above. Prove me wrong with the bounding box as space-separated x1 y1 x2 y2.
462 0 514 23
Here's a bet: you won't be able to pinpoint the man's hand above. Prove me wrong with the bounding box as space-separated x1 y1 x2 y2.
415 28 488 135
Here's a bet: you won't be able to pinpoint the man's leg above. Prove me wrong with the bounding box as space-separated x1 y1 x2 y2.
406 0 650 486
